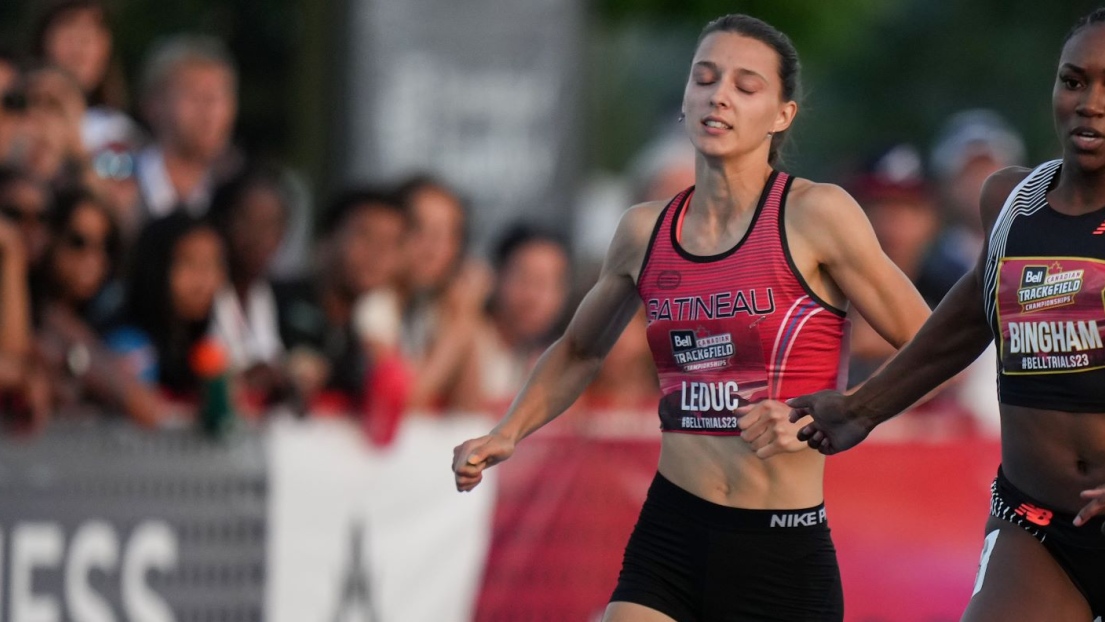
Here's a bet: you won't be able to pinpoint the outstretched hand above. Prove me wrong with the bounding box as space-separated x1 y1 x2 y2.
452 432 515 492
786 391 873 455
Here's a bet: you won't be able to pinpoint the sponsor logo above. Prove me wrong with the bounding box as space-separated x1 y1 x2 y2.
670 329 735 371
656 270 681 290
1017 262 1083 313
1013 502 1053 527
1094 219 1105 235
770 507 827 528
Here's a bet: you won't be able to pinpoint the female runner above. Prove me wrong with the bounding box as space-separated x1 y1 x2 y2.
454 13 930 621
791 8 1105 621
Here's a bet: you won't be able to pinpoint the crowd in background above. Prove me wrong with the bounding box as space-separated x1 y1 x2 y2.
0 0 1024 443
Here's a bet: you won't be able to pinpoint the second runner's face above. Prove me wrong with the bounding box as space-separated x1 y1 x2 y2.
682 32 795 161
1055 23 1105 173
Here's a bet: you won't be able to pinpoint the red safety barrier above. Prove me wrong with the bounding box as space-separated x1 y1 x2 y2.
476 416 1001 622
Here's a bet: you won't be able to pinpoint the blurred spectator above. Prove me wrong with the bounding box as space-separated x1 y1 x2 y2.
0 49 17 95
0 213 30 361
0 166 52 268
396 174 489 413
628 128 696 203
31 0 142 153
477 224 571 409
33 188 170 425
86 131 142 243
912 110 1024 438
842 142 995 437
266 169 314 281
574 129 694 273
905 111 1024 437
0 49 28 166
116 212 226 406
274 187 412 439
32 0 126 110
0 209 48 433
853 145 940 286
399 175 469 301
135 35 240 222
573 130 684 417
208 165 294 408
917 109 1026 302
23 64 87 187
846 144 940 384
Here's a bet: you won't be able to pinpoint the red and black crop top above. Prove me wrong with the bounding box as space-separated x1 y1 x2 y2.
636 171 847 435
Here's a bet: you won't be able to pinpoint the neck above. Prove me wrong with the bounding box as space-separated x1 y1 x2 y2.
1055 157 1105 214
690 151 774 220
162 146 212 199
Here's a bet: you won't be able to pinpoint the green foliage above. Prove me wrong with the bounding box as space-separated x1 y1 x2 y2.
590 0 1105 180
6 0 1105 187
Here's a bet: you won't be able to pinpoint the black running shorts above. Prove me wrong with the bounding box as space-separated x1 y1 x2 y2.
610 472 844 621
990 467 1105 616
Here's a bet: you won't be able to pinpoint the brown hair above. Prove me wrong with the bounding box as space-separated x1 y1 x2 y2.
31 0 129 109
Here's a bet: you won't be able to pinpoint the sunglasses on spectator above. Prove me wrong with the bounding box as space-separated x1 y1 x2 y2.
0 204 48 225
60 230 107 253
1 90 27 113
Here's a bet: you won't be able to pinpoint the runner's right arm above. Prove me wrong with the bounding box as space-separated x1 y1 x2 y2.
453 203 661 491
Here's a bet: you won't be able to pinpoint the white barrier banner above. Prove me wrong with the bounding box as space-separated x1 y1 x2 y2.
266 414 497 622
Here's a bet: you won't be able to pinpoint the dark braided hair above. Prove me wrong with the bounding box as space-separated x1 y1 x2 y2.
696 14 802 166
1065 7 1105 44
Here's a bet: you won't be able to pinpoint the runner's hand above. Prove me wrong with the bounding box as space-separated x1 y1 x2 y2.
786 391 872 455
1075 483 1105 530
452 433 515 492
737 399 808 458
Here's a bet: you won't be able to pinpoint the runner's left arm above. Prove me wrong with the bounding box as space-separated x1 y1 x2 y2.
787 169 1028 454
742 183 932 458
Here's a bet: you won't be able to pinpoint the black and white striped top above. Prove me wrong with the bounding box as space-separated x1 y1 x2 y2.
984 159 1105 412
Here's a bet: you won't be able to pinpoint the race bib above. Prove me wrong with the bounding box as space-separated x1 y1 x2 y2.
647 318 769 433
996 257 1105 375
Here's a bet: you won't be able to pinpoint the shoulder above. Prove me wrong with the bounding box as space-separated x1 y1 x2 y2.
605 200 667 264
782 178 882 267
586 198 671 281
784 178 866 229
979 165 1034 230
617 200 668 241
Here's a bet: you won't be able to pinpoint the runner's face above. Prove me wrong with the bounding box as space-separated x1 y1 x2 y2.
682 32 795 161
1055 23 1105 173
